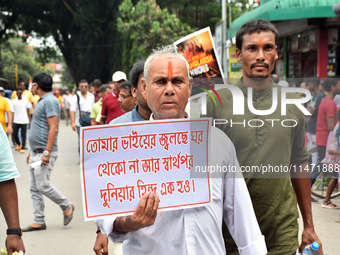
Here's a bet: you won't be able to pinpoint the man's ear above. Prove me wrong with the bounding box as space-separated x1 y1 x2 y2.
141 78 147 100
236 48 242 62
131 86 137 98
275 46 278 60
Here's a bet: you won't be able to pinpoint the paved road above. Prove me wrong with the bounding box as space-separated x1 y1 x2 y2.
0 120 339 254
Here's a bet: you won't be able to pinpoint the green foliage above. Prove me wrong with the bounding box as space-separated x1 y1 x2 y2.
157 0 222 31
228 0 257 27
0 0 255 84
2 37 54 88
118 0 194 70
0 0 124 84
34 38 62 66
158 0 257 29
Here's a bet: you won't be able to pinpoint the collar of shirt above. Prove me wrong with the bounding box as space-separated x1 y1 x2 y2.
38 92 53 102
237 77 275 100
131 105 145 122
149 111 189 120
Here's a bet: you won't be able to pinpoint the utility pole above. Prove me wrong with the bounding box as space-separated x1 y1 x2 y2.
15 64 18 88
222 0 228 79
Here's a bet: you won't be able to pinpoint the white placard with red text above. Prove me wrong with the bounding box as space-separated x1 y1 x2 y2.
80 119 211 221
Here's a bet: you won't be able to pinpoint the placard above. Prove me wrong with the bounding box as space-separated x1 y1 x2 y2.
80 119 211 220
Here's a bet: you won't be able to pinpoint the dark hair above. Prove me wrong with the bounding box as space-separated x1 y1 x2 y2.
100 84 111 93
119 81 132 94
78 79 88 85
307 77 320 87
236 19 278 51
322 76 340 92
17 87 23 92
33 72 53 92
130 60 146 88
93 79 102 87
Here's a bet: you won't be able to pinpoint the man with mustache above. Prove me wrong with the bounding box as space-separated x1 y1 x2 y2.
206 19 322 254
117 81 137 113
96 46 267 255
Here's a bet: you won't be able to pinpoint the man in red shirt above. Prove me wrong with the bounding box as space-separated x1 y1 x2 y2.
312 77 340 208
100 72 126 124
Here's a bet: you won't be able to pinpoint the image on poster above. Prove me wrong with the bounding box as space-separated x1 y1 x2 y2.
80 119 211 220
174 27 224 97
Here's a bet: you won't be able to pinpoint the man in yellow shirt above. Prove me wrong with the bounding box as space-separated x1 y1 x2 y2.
0 94 12 135
30 90 40 117
11 81 33 103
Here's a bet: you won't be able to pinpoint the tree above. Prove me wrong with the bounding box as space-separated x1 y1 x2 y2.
2 37 54 88
157 0 222 31
0 0 124 84
118 0 194 70
0 0 254 84
228 0 258 27
61 65 75 91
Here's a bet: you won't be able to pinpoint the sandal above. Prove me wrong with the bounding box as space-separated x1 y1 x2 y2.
321 200 339 209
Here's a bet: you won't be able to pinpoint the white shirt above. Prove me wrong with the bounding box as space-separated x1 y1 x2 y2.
62 94 73 109
70 91 95 127
4 97 14 123
97 126 267 255
12 97 31 124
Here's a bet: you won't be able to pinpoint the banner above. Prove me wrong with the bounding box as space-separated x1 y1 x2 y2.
174 27 224 97
80 119 211 220
228 44 242 83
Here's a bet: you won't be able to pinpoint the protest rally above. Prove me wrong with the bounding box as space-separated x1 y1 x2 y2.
1 1 340 254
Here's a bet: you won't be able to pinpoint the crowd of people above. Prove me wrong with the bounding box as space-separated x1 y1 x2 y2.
1 18 337 255
299 77 340 210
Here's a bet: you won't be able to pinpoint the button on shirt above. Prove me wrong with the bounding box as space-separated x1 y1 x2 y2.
70 91 95 127
29 92 60 152
97 126 267 255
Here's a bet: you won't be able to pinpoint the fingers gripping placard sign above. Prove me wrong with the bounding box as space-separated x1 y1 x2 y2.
80 119 211 220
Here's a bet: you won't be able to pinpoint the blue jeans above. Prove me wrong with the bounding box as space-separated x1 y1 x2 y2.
310 145 326 186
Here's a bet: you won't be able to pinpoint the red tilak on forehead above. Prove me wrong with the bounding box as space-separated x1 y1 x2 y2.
168 61 173 76
258 38 263 45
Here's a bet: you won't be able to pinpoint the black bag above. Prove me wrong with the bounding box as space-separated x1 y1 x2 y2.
76 93 91 126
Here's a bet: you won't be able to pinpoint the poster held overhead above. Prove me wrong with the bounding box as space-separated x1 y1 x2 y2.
174 27 225 97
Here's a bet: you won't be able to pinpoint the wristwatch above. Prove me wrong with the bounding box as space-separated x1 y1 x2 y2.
7 228 23 236
43 150 51 157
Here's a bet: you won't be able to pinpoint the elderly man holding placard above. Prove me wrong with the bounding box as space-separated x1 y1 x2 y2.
94 46 267 255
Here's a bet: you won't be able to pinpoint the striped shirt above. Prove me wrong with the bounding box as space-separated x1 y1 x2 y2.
29 92 60 152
